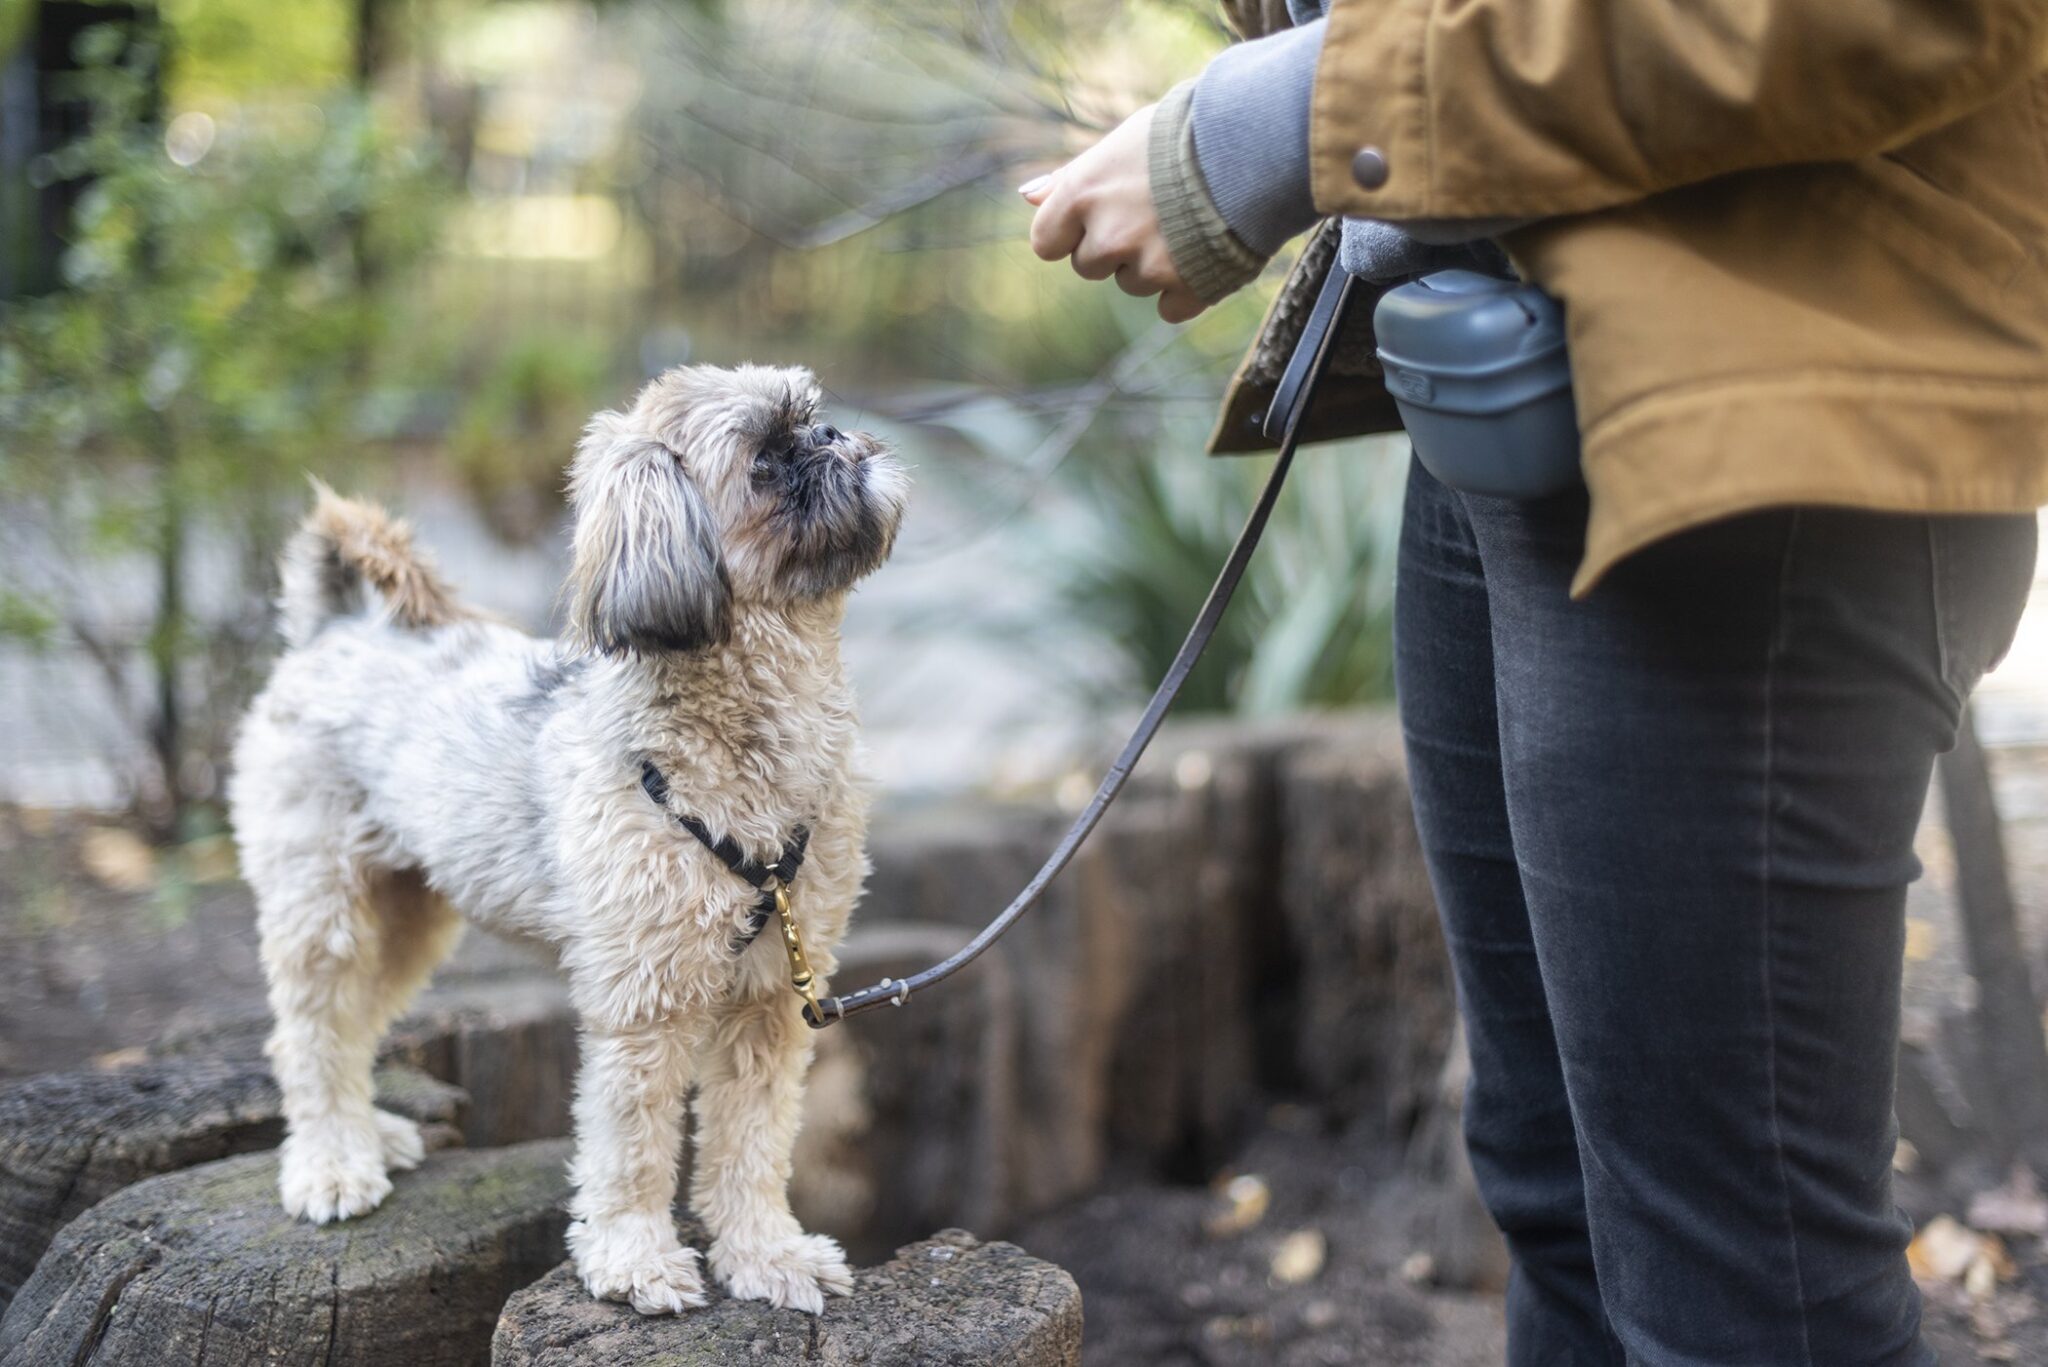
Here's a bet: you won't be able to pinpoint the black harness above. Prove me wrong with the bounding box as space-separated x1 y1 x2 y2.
639 760 810 950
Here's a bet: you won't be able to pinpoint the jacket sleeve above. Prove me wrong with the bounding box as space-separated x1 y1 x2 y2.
1312 0 2048 220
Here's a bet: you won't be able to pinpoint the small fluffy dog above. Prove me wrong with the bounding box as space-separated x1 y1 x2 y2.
229 363 907 1315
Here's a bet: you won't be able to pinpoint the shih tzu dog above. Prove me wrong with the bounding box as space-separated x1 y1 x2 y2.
229 363 907 1316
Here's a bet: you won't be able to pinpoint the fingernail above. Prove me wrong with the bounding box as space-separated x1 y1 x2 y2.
1018 174 1051 197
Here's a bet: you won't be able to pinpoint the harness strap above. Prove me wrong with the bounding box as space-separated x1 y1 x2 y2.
639 760 811 947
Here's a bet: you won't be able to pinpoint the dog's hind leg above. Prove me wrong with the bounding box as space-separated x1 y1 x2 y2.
251 840 403 1224
361 868 464 1172
692 992 853 1315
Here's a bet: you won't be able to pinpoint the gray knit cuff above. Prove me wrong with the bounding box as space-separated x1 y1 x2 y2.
1188 18 1323 258
1149 80 1267 306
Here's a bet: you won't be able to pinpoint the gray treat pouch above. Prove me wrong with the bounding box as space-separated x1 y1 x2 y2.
1374 270 1582 499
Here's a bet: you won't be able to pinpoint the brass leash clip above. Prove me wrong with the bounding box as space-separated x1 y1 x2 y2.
772 881 820 1019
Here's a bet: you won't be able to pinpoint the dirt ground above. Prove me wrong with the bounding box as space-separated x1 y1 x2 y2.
1015 1109 2048 1366
7 784 2048 1364
0 809 552 1077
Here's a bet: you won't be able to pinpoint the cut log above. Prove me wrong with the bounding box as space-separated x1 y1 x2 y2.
1276 724 1457 1136
790 921 1016 1264
153 975 579 1150
0 1056 463 1316
0 1140 571 1367
491 1228 1082 1366
383 978 579 1148
1402 1022 1509 1293
861 781 1271 1213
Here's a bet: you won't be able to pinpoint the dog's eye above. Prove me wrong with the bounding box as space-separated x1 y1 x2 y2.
750 451 778 486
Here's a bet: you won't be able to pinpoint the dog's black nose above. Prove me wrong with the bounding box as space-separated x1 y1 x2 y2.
811 424 841 447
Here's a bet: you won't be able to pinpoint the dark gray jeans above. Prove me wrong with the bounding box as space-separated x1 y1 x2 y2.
1394 458 2037 1365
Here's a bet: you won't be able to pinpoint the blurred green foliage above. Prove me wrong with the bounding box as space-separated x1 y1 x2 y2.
0 19 444 824
447 331 613 542
619 0 1408 715
160 0 354 104
0 0 29 59
1051 440 1406 714
0 0 1406 834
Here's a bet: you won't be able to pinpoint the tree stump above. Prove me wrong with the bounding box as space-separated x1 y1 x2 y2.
491 1228 1082 1366
0 1139 571 1367
790 921 1015 1264
159 977 582 1150
0 1056 464 1315
382 978 581 1148
1277 726 1456 1137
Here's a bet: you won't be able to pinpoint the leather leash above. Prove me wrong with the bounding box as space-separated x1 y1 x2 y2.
807 269 1363 1029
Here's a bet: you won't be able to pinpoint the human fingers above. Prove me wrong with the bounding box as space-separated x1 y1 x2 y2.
1157 288 1206 324
1070 229 1125 282
1029 181 1085 261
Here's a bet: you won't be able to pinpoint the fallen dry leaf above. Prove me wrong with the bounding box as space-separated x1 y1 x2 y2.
1964 1252 1998 1301
1908 1216 1981 1283
1269 1228 1326 1285
79 826 155 893
1204 1174 1271 1239
182 833 239 885
1904 918 1937 962
1900 918 1933 963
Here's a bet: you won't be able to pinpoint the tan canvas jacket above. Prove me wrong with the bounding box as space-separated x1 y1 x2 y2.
1210 0 2048 595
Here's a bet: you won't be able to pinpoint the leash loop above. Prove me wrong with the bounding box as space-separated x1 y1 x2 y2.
775 884 823 1019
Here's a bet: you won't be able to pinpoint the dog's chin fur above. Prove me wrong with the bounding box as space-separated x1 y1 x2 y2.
229 363 901 1317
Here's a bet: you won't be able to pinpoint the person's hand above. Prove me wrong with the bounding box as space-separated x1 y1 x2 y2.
1022 105 1206 324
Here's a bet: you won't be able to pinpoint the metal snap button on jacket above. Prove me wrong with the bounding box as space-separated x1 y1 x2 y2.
1351 145 1390 189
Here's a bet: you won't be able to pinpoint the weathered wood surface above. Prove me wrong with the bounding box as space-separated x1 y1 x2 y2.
860 749 1284 1215
1277 726 1457 1137
491 1229 1082 1367
0 1056 464 1316
158 976 580 1150
383 978 580 1147
106 713 1459 1262
790 921 1014 1263
0 1140 571 1367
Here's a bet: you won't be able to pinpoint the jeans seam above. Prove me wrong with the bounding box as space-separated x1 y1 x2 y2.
1761 508 1816 1367
1926 521 1966 711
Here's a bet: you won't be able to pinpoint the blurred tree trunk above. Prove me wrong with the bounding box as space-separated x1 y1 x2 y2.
352 0 389 90
144 440 184 839
1938 706 2048 1183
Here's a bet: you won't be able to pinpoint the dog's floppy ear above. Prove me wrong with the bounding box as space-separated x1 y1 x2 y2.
565 411 732 655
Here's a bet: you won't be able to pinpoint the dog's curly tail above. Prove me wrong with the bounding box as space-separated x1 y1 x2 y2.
279 480 467 646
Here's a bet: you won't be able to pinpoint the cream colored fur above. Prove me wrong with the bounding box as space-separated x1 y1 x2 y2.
229 364 907 1316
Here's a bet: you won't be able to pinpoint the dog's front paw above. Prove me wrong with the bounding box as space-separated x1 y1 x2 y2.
279 1127 392 1224
712 1233 854 1316
570 1214 708 1316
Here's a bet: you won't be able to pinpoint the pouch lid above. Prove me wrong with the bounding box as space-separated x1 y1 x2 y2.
1374 270 1566 377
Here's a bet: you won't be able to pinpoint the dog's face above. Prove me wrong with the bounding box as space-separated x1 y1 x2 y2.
565 364 908 655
